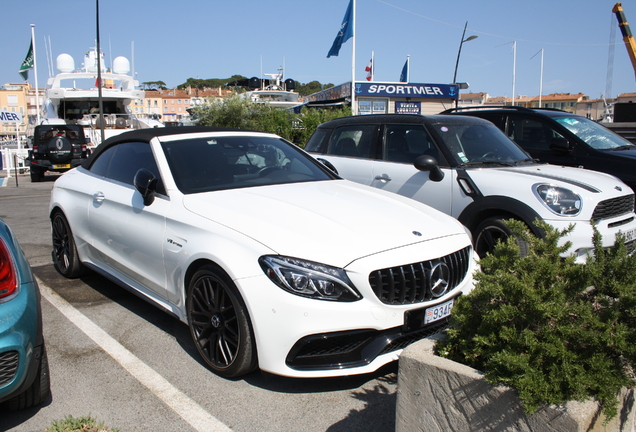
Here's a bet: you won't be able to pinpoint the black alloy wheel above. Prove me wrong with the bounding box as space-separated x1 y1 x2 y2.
474 217 530 258
51 212 85 278
187 264 257 378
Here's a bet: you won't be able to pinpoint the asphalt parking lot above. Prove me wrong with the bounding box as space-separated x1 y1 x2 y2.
0 173 398 432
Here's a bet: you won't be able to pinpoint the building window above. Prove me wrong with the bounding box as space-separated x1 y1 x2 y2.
7 95 18 106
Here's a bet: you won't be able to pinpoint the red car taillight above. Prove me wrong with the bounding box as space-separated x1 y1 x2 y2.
0 238 18 300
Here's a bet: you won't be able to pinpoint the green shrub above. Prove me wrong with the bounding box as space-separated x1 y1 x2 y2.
45 414 119 432
190 95 351 145
436 219 636 419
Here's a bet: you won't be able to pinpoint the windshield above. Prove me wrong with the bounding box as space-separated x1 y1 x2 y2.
554 116 635 150
431 121 531 165
162 135 335 194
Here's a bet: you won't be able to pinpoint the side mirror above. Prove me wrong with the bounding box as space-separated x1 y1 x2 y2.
549 137 571 152
134 168 158 206
414 155 444 182
317 158 339 175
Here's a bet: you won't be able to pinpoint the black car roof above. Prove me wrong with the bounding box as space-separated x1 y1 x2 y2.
316 113 491 128
442 105 579 119
81 126 257 169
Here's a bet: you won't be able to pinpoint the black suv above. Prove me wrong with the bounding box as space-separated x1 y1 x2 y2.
442 106 636 192
28 125 90 182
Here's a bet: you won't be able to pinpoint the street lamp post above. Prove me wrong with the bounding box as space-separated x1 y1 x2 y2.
452 22 478 85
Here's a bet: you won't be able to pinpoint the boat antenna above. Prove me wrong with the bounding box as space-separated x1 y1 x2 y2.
96 0 105 143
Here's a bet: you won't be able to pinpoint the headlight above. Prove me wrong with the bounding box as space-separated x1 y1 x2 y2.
259 255 361 302
534 184 582 216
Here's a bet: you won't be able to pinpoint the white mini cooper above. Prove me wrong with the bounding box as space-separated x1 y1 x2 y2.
305 114 636 260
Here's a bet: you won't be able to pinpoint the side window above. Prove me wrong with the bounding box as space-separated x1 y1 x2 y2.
326 125 375 159
90 142 165 194
88 146 115 177
384 125 439 164
304 128 330 153
506 117 563 151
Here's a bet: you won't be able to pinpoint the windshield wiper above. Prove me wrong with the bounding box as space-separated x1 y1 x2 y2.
514 158 538 165
611 145 636 151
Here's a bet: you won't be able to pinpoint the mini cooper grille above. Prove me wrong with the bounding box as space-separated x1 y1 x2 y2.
0 351 19 387
368 246 471 305
592 195 635 221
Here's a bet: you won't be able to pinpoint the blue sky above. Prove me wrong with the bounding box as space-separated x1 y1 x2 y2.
2 0 635 100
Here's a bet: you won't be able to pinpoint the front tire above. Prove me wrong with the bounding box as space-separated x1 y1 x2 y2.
473 217 530 258
51 212 86 278
187 264 257 378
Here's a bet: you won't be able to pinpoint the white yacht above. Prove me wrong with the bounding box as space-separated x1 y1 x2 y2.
41 46 163 145
230 67 301 109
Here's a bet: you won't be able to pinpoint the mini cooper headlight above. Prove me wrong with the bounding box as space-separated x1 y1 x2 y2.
534 184 582 216
259 255 361 301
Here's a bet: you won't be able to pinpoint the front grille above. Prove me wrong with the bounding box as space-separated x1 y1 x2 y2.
592 195 635 221
0 351 19 387
368 246 471 305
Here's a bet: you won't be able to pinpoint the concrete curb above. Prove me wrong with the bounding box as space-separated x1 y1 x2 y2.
396 338 636 432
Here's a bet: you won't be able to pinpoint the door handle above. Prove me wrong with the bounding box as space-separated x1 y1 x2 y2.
93 192 105 203
374 175 392 182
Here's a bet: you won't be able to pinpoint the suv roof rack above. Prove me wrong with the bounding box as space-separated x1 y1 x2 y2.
440 105 567 114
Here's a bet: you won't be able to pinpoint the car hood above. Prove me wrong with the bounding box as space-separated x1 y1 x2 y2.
182 180 468 268
603 147 636 160
486 163 628 194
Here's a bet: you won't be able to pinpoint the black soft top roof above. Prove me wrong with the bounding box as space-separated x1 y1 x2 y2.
81 126 256 169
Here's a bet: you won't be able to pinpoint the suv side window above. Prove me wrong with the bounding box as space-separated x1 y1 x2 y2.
89 141 165 194
304 128 330 153
327 125 375 159
384 125 439 163
506 116 564 151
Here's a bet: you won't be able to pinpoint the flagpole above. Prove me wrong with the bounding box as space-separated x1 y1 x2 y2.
371 51 374 81
30 24 40 125
96 0 105 143
351 0 357 115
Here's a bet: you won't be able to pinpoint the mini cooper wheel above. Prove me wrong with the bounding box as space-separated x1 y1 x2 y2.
474 217 530 258
187 264 257 378
51 212 85 278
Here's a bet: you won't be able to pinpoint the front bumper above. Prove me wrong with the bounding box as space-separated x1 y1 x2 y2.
547 212 636 262
237 236 478 378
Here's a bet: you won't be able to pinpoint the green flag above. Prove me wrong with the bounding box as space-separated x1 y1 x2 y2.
19 41 34 81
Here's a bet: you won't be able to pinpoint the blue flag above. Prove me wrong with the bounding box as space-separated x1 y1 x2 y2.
327 0 353 58
399 58 409 82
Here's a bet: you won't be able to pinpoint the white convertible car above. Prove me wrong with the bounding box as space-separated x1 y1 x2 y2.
49 127 477 378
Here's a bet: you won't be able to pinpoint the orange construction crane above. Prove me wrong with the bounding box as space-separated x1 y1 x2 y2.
613 2 636 78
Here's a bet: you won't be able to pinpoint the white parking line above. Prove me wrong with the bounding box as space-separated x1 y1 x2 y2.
37 277 232 432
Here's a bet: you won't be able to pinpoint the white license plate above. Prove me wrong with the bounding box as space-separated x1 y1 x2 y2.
52 164 71 169
424 299 454 325
622 228 636 243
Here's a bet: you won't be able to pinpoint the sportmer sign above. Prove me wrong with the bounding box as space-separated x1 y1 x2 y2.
0 111 23 123
354 82 459 99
